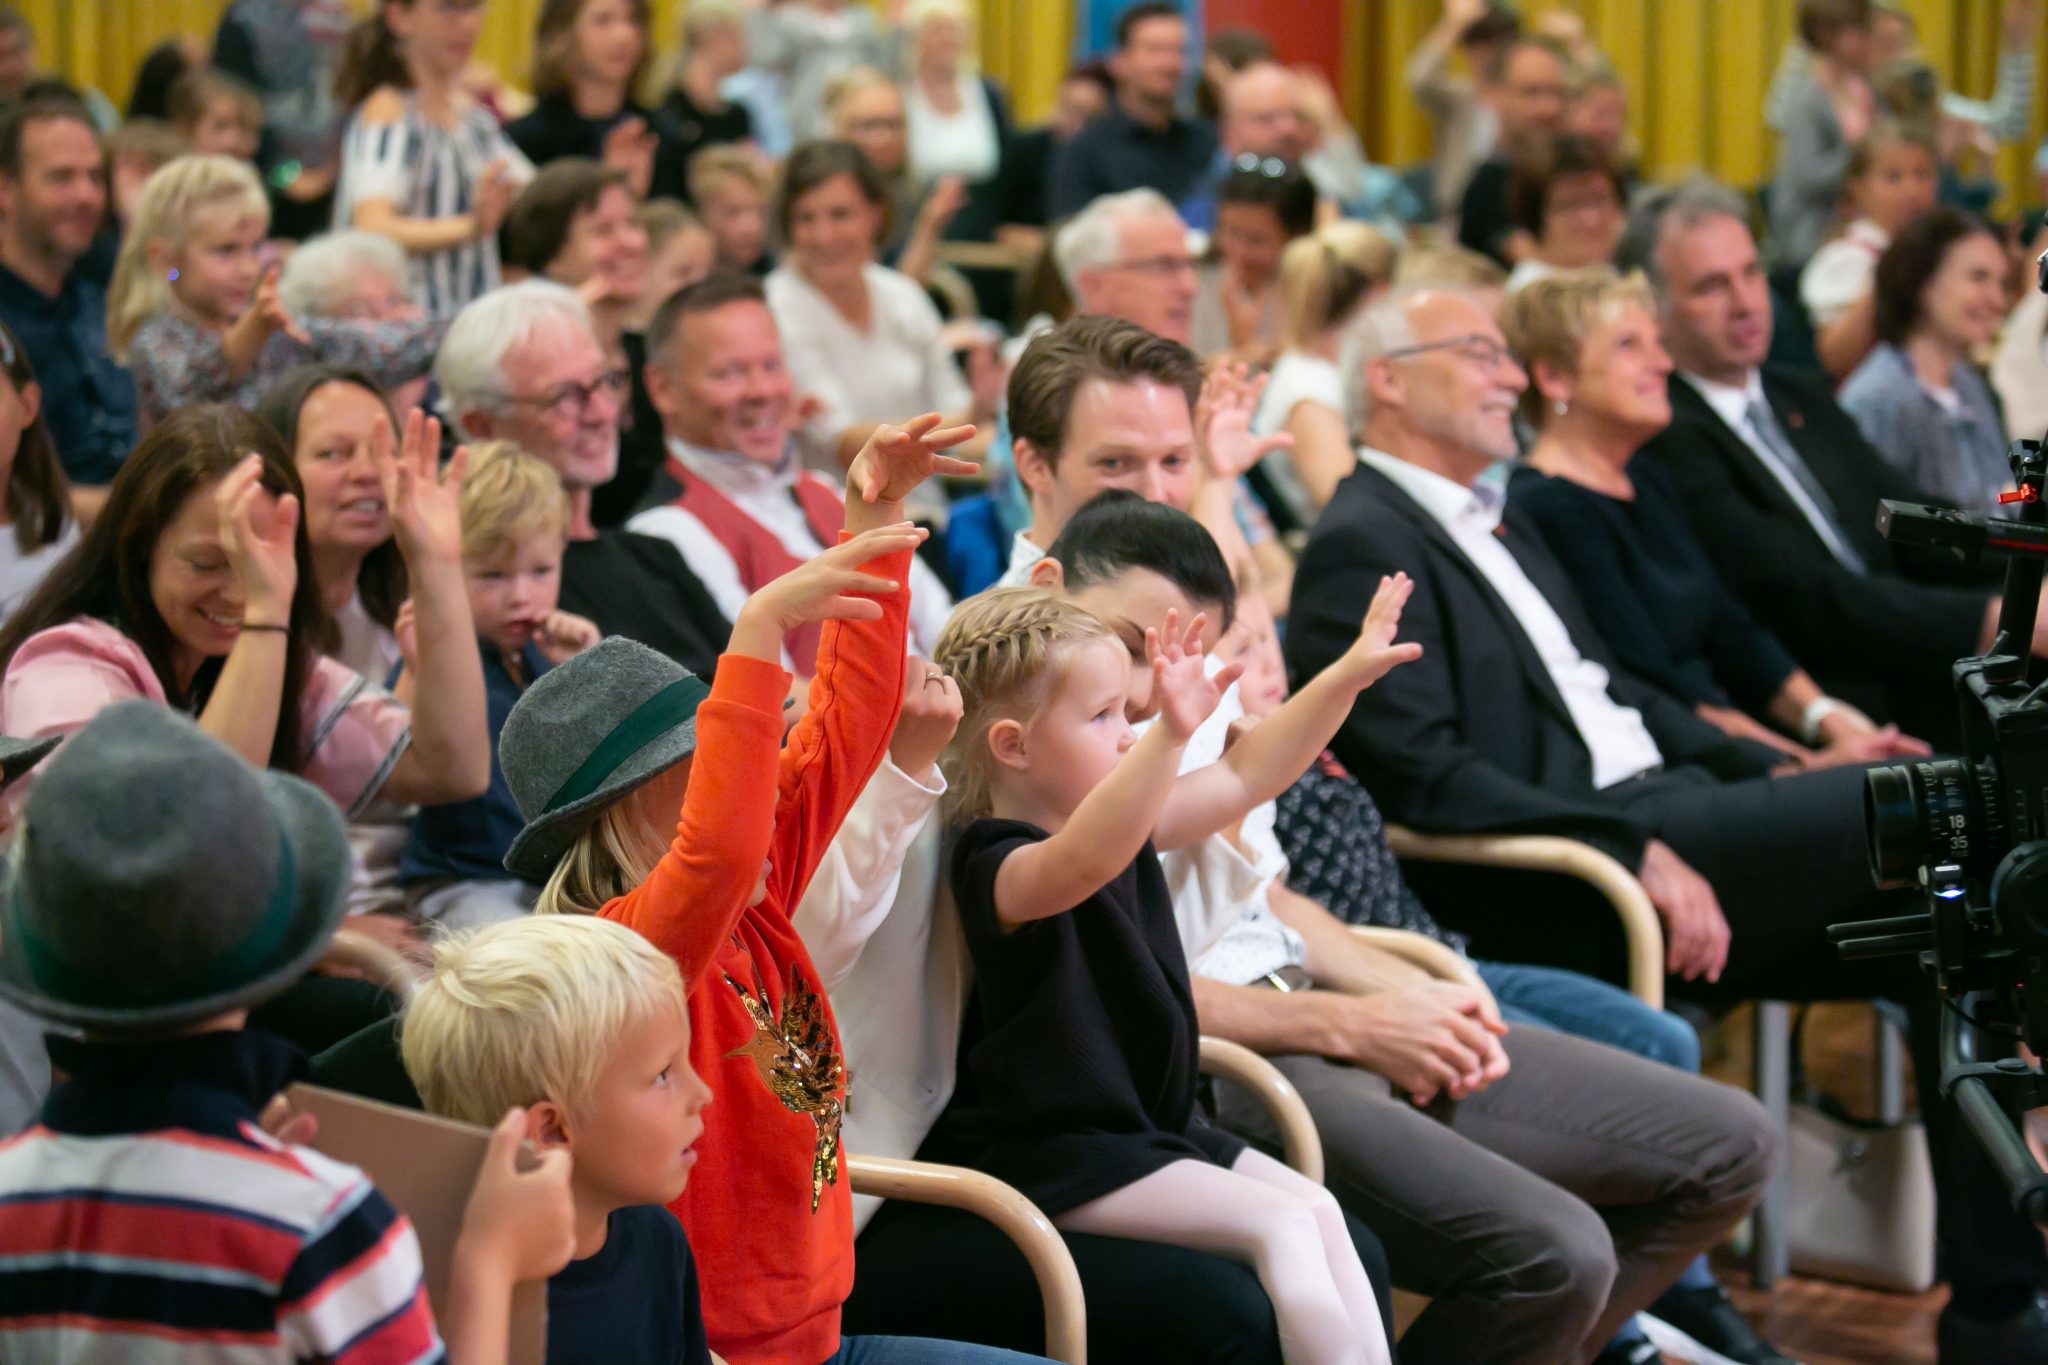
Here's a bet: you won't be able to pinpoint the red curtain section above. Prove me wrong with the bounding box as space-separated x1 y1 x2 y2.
1202 0 1347 91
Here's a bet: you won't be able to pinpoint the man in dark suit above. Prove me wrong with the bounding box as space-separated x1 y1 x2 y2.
1286 284 2048 1364
1618 181 2026 747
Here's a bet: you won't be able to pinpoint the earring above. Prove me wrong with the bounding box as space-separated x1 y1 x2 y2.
1552 399 1569 417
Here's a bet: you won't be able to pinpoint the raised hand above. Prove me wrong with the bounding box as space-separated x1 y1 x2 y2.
744 523 928 632
1148 608 1244 742
847 412 980 506
534 610 602 665
216 454 300 628
889 656 964 778
223 265 308 378
1196 362 1293 481
374 409 468 568
472 159 518 241
916 175 968 235
600 116 658 199
1335 573 1424 690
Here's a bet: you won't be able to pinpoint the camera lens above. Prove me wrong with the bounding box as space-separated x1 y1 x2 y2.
1866 759 1983 889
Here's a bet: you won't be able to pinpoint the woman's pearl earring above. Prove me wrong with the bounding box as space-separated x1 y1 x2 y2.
1553 399 1569 417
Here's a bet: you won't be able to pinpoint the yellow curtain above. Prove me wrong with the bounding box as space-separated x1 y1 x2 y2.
25 1 2043 209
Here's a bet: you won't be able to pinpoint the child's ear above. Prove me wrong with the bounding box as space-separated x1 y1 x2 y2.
525 1099 572 1151
1025 557 1065 592
142 237 175 280
987 717 1028 772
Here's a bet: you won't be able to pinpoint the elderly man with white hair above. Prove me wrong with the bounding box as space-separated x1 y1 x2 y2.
282 230 433 417
1291 283 2048 1365
1054 187 1199 345
433 280 732 673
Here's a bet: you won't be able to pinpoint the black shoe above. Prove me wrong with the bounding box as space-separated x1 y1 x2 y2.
1938 1295 2048 1365
1591 1339 1664 1365
1643 1285 1801 1365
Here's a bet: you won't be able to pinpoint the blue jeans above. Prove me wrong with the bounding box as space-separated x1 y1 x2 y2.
1475 958 1719 1309
826 1337 1048 1364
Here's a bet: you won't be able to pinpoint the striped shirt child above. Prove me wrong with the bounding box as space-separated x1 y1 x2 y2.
0 1029 444 1364
334 92 533 317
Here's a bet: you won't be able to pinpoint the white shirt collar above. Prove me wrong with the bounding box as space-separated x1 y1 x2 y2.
998 530 1047 588
1678 368 1767 435
1357 446 1505 534
666 434 799 496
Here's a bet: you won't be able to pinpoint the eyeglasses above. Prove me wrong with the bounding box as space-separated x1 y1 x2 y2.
1382 334 1511 370
490 368 629 421
1110 254 1198 279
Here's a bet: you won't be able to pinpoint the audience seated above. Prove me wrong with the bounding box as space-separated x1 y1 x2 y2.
434 279 731 672
405 913 716 1365
1049 3 1216 223
1617 181 2013 748
1504 268 1926 768
210 0 352 205
504 0 688 204
333 0 535 315
0 97 138 501
1286 280 2048 1359
1456 34 1570 268
1769 0 1880 268
1000 63 1111 234
113 156 447 424
167 67 262 162
901 0 1012 252
0 316 72 617
0 702 573 1363
1252 220 1398 519
1839 207 2015 513
1798 118 1938 379
1191 161 1317 363
743 0 898 147
1405 0 1522 223
1501 132 1626 295
629 197 715 328
1561 60 1635 185
632 273 956 666
767 142 998 485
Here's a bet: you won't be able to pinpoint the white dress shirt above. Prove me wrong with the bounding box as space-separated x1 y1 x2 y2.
628 438 955 664
994 529 1046 589
1679 369 1865 571
1359 448 1663 789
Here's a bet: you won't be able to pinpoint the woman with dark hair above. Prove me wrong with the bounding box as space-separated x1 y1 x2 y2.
504 0 690 203
1192 160 1319 362
0 403 487 813
0 319 75 618
1502 133 1628 295
332 0 533 315
767 141 1000 478
1839 207 2012 511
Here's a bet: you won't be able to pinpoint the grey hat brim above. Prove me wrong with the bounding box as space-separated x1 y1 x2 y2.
501 715 701 883
0 735 59 787
0 769 355 1031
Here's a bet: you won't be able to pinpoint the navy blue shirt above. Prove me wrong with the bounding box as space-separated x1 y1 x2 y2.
1048 105 1218 223
0 261 137 487
545 1206 708 1365
400 640 548 885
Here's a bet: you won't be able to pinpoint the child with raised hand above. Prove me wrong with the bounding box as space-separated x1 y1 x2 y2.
399 441 600 931
108 155 448 422
930 575 1423 1365
403 914 716 1365
499 415 1037 1365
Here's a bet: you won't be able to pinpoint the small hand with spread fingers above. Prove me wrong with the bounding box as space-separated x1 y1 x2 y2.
1332 572 1425 691
601 116 658 199
223 265 308 378
1148 608 1244 743
1195 361 1292 482
216 455 300 630
847 412 980 507
374 409 469 569
731 523 929 663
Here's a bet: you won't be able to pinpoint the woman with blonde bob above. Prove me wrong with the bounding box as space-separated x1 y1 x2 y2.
1250 220 1400 518
1504 268 1926 769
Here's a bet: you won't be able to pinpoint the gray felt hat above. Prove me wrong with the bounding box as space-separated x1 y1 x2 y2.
500 638 711 883
0 702 352 1031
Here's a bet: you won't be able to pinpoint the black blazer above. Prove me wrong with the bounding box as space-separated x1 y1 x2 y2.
1285 463 1778 871
1635 369 1990 684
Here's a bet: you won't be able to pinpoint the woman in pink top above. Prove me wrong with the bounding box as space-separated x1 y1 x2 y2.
0 402 490 835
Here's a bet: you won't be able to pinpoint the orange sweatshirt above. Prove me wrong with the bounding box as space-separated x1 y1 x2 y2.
600 542 911 1365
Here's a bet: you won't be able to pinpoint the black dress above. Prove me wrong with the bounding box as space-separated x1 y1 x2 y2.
1508 462 1801 713
932 818 1245 1217
505 92 691 203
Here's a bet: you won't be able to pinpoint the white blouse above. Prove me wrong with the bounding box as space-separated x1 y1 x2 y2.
905 72 999 185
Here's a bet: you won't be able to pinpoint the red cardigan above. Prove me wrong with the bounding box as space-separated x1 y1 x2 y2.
600 542 910 1365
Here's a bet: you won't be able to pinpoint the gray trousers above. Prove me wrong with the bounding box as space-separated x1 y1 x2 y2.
1213 1023 1776 1365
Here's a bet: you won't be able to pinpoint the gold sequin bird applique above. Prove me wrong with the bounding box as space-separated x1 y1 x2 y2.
723 956 846 1212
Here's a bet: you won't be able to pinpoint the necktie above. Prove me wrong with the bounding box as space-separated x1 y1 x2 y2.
1744 397 1867 574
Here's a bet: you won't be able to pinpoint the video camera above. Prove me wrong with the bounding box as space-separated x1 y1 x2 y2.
1830 386 2048 1225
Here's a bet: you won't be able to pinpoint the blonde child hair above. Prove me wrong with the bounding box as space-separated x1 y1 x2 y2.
402 914 688 1127
932 586 1117 822
687 144 767 208
107 154 269 362
458 440 571 563
1275 221 1400 352
636 197 704 253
